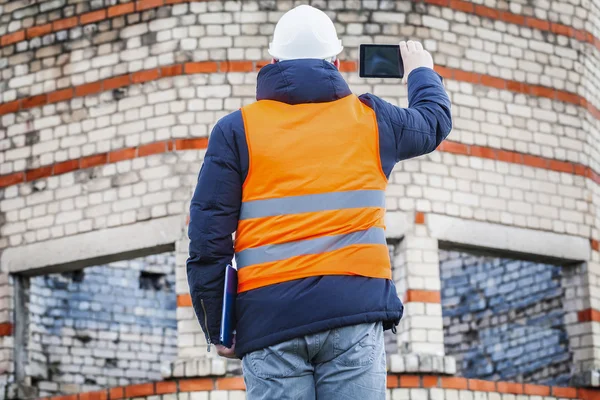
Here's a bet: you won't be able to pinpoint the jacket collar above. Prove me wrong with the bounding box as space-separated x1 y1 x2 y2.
256 59 352 105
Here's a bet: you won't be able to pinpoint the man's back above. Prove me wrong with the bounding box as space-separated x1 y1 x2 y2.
186 5 452 400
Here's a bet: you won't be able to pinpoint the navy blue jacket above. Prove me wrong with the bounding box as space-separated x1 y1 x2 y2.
187 59 452 358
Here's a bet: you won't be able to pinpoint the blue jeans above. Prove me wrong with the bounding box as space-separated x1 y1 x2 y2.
242 322 386 400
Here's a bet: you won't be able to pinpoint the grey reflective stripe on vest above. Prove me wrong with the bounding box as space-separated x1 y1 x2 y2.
239 190 386 220
235 227 386 269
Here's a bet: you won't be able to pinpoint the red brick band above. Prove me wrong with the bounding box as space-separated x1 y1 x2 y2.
2 0 599 53
39 377 245 400
0 138 207 189
404 290 442 303
1 61 598 118
389 375 588 398
0 61 271 117
438 141 600 185
39 374 600 400
434 66 600 119
0 323 13 337
0 0 190 47
176 293 192 307
578 308 600 323
1 136 599 194
422 0 600 52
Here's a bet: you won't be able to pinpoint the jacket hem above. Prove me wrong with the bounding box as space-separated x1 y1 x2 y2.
235 310 401 358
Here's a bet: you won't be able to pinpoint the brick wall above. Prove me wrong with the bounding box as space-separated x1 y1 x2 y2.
386 240 401 356
31 374 600 400
0 0 599 397
25 253 177 398
0 273 13 395
440 250 571 386
1 0 599 242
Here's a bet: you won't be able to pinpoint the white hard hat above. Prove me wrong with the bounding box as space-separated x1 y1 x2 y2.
269 5 343 60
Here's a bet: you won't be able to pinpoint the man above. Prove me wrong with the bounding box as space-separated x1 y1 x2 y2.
187 4 452 400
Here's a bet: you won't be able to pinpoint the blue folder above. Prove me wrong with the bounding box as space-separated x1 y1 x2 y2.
219 264 237 348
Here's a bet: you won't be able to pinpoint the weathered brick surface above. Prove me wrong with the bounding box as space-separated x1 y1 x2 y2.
440 250 571 385
26 254 176 398
0 151 198 248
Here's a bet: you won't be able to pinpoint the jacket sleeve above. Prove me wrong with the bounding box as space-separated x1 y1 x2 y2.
359 67 453 176
187 122 242 347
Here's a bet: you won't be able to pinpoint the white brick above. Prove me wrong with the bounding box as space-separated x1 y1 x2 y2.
555 46 578 60
9 74 35 89
453 192 479 206
27 216 54 230
117 121 145 135
119 95 146 111
422 15 449 31
149 90 177 104
108 192 140 210
392 389 410 400
65 60 90 75
430 388 445 400
199 37 233 48
199 13 233 24
1 222 26 236
532 108 557 122
529 40 554 54
89 127 116 142
92 54 118 68
172 3 188 15
465 49 491 63
506 103 532 118
197 85 232 98
460 391 474 400
481 197 506 210
410 316 443 329
120 23 148 39
476 27 503 42
372 12 406 23
209 391 228 400
121 47 149 62
453 93 479 108
140 165 171 181
147 115 175 129
234 36 268 47
33 116 61 131
149 17 178 32
234 11 267 23
152 40 178 56
5 146 31 161
492 54 517 69
228 391 245 400
181 38 198 51
177 319 201 334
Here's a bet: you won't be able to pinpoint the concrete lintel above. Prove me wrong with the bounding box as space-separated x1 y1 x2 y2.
1 216 185 276
427 214 590 263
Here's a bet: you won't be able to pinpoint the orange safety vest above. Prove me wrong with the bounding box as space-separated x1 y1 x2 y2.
235 94 392 293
